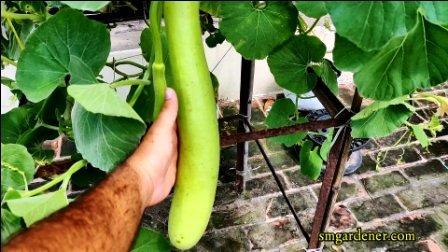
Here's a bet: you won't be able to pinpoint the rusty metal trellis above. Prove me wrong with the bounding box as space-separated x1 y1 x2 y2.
218 57 364 249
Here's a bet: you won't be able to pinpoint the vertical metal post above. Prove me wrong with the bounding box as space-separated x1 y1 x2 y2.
308 89 363 249
236 58 255 192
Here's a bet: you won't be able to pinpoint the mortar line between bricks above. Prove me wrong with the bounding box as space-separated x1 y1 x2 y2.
358 207 439 231
365 135 447 155
210 214 308 237
353 154 448 180
342 176 448 206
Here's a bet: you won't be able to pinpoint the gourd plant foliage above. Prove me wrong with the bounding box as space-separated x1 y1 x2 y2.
1 0 447 248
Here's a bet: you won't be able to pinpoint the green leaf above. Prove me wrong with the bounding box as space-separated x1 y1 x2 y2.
1 208 23 244
1 168 27 199
71 104 146 172
1 144 35 183
410 124 430 148
131 227 170 252
312 59 338 95
61 1 110 11
16 8 110 102
267 35 326 95
220 2 298 59
1 106 35 144
265 99 308 147
200 1 222 17
140 28 153 62
127 84 155 123
354 14 448 100
300 140 323 180
351 103 413 138
332 34 378 72
326 1 420 50
17 126 58 162
420 2 448 26
295 2 327 18
319 128 334 161
352 96 414 120
68 84 143 123
6 189 68 227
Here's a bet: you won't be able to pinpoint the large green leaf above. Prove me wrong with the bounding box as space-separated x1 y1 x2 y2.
16 8 110 102
220 2 298 59
267 35 326 95
354 14 448 100
351 101 414 138
326 2 420 51
1 144 35 183
6 189 68 227
61 1 110 11
265 99 308 147
420 2 448 27
300 140 323 180
332 34 378 72
295 2 327 18
352 96 414 120
1 106 35 144
68 84 143 122
131 227 170 252
1 208 23 244
71 104 146 172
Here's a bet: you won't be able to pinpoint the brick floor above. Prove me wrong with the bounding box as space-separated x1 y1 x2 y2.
143 94 448 251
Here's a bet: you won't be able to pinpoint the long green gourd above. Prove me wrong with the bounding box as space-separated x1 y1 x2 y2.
164 2 220 250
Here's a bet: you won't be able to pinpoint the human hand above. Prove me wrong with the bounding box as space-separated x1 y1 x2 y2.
126 88 178 208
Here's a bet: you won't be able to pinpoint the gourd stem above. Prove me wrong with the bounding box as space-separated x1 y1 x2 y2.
22 160 87 197
150 1 167 119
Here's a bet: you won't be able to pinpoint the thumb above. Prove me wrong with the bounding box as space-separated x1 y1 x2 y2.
153 88 178 128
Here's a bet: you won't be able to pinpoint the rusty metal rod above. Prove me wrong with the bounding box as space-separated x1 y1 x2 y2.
220 117 347 147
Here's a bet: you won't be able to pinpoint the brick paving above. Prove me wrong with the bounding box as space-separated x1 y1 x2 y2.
142 92 448 251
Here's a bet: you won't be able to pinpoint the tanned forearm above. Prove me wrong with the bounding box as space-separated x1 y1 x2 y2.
4 163 151 252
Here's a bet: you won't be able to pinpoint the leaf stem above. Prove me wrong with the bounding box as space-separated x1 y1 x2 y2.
1 55 17 66
1 10 43 22
305 17 321 34
6 18 25 50
38 123 60 131
107 60 147 70
110 79 151 88
22 160 87 197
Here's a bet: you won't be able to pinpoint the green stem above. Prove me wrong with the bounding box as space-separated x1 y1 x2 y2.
38 123 60 131
110 79 151 88
297 14 307 34
22 160 87 197
129 70 152 107
305 17 321 34
1 55 17 66
150 1 167 119
6 18 25 50
108 61 147 70
1 10 43 22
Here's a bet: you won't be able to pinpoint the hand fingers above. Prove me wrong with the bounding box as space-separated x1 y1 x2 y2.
152 88 178 129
